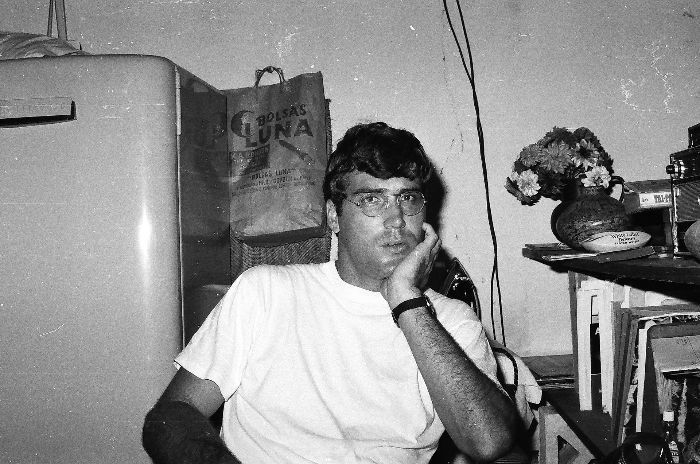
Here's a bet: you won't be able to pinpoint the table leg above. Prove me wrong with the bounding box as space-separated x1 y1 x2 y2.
539 405 595 464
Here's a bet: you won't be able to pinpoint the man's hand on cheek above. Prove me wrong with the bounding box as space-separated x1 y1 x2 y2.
380 223 441 308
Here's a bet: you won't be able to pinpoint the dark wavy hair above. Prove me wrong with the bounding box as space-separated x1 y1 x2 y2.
323 122 433 215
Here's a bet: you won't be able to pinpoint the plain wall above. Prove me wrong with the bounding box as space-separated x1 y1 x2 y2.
3 0 698 355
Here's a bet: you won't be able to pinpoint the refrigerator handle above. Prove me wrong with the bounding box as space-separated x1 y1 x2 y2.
0 97 75 127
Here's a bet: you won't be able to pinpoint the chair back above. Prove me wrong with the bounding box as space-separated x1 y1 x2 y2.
439 257 481 319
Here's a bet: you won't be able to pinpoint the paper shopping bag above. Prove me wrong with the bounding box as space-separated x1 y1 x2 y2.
225 67 329 246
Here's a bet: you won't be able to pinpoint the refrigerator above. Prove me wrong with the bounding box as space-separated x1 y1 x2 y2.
0 54 230 463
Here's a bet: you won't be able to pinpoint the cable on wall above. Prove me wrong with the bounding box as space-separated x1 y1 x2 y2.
443 0 507 346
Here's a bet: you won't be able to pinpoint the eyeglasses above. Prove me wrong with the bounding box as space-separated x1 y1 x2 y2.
344 191 426 217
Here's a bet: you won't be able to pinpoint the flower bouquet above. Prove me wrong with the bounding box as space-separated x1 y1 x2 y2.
505 127 615 205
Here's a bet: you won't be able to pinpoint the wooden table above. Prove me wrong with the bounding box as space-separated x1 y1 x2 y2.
523 248 700 462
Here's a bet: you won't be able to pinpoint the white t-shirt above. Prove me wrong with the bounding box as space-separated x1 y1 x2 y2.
175 261 497 464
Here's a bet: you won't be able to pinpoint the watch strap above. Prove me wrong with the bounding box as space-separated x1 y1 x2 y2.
391 295 435 326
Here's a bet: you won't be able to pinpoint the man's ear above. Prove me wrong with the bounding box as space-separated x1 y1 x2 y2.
326 199 340 234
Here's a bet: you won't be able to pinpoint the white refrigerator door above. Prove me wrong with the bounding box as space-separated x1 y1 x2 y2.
0 54 185 463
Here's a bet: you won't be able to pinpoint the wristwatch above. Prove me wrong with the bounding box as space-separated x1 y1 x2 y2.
391 295 436 326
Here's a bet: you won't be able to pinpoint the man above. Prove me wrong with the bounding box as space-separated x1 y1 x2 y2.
142 121 518 463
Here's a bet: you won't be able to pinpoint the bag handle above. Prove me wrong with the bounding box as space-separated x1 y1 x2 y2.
254 66 286 88
46 0 68 40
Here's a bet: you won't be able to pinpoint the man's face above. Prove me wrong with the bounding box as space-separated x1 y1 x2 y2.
328 171 425 291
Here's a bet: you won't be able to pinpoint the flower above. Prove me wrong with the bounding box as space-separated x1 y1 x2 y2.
505 126 615 205
540 142 574 174
582 165 612 188
510 170 540 196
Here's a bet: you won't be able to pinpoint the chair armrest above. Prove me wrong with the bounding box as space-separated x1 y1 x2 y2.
488 339 544 435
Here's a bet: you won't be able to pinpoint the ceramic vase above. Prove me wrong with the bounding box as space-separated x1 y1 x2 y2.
552 182 631 250
684 220 700 261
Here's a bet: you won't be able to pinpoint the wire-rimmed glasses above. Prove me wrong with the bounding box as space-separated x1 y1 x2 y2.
344 191 426 217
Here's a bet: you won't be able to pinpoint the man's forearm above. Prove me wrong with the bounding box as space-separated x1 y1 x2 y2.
398 309 519 462
142 400 240 464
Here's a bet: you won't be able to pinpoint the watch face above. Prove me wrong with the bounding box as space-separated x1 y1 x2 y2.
424 296 436 318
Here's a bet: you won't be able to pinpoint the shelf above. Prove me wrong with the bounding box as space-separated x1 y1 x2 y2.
522 247 700 285
523 246 700 459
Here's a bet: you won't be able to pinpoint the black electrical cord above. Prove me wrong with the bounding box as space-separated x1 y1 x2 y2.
443 0 507 346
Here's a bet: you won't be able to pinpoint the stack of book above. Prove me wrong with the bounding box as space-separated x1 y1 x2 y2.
569 276 700 445
611 307 700 444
